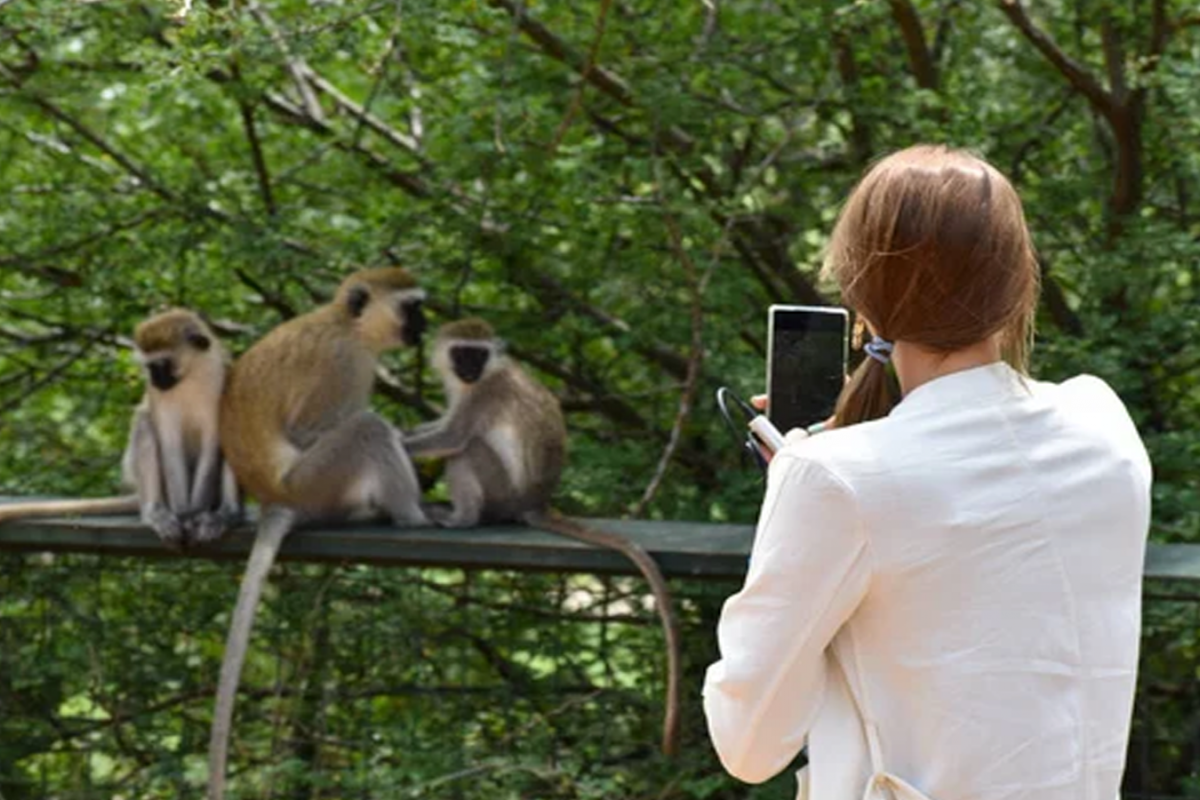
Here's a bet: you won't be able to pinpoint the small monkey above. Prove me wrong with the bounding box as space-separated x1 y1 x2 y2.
0 309 240 547
208 267 430 800
404 318 682 756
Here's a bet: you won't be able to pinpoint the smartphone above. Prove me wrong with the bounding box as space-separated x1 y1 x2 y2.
767 305 849 434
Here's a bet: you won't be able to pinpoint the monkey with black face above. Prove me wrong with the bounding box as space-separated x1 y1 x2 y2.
208 267 429 800
0 309 240 548
403 318 682 756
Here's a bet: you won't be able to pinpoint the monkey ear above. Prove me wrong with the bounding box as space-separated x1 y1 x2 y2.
346 285 370 318
188 332 212 351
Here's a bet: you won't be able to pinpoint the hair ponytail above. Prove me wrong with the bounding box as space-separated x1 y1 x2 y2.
834 354 898 428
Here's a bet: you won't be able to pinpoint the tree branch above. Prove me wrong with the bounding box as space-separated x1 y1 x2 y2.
1150 0 1172 57
1010 89 1073 182
233 267 296 320
13 89 179 203
1100 17 1126 102
629 212 705 517
245 0 325 121
1170 12 1200 32
486 0 695 155
932 0 963 64
303 67 426 161
487 0 633 107
832 29 872 164
655 129 823 306
548 0 615 154
0 339 99 415
1037 258 1084 337
996 0 1114 119
0 209 167 268
889 0 939 90
237 98 277 216
259 90 432 198
374 365 441 419
497 258 691 381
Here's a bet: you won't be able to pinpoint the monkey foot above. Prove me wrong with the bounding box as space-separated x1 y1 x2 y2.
189 511 234 545
144 508 186 550
391 508 433 528
426 505 478 529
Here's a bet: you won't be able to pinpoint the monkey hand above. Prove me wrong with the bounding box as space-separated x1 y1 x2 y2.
189 509 237 545
142 505 186 550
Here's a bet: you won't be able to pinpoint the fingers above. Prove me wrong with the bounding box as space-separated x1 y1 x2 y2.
784 428 811 447
751 394 767 411
807 415 836 435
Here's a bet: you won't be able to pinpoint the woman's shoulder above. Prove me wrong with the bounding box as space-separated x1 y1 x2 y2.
1030 372 1135 424
1036 371 1119 399
1031 372 1151 477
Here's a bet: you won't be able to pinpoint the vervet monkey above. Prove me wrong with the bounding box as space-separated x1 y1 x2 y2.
0 309 240 548
208 267 430 800
403 318 682 756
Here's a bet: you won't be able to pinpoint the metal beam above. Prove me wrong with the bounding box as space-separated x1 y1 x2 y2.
0 499 1195 583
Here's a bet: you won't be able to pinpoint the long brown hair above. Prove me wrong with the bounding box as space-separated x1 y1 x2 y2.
825 145 1040 427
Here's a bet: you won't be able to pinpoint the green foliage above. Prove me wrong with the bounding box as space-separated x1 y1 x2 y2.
1 555 768 800
0 0 1197 797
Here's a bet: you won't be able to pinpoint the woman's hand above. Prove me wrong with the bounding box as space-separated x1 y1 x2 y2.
748 396 835 463
752 395 837 433
748 396 777 463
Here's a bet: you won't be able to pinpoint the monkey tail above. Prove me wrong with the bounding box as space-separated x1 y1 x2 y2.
523 510 682 757
0 495 140 524
208 506 297 800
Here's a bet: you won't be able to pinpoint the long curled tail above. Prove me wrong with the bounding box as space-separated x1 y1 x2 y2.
523 510 682 757
0 495 140 524
208 506 297 800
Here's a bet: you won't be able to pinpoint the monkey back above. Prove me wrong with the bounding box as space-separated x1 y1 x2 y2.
219 307 377 506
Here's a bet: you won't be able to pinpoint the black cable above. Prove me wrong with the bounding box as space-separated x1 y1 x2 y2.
715 387 768 471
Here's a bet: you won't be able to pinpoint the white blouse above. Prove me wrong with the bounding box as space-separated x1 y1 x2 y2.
703 363 1152 800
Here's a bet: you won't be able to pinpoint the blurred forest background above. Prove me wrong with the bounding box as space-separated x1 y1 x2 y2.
0 0 1197 798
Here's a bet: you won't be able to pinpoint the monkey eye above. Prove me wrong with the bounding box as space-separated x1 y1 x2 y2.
188 333 211 351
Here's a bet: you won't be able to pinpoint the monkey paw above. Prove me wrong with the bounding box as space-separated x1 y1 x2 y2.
426 506 476 529
144 507 186 550
391 507 433 528
189 511 232 545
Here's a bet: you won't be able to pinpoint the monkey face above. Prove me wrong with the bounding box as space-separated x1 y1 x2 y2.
450 345 490 384
134 311 219 391
146 357 180 391
400 298 426 346
351 286 426 351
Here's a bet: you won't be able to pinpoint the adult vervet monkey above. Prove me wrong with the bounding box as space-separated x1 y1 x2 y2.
208 267 430 800
403 318 682 756
0 309 240 547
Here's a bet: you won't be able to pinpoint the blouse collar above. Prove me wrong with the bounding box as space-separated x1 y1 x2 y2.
889 361 1030 420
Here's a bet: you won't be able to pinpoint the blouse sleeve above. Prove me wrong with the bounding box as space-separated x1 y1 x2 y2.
702 452 872 784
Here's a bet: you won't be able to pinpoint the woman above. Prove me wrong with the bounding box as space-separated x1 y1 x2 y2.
702 145 1152 800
